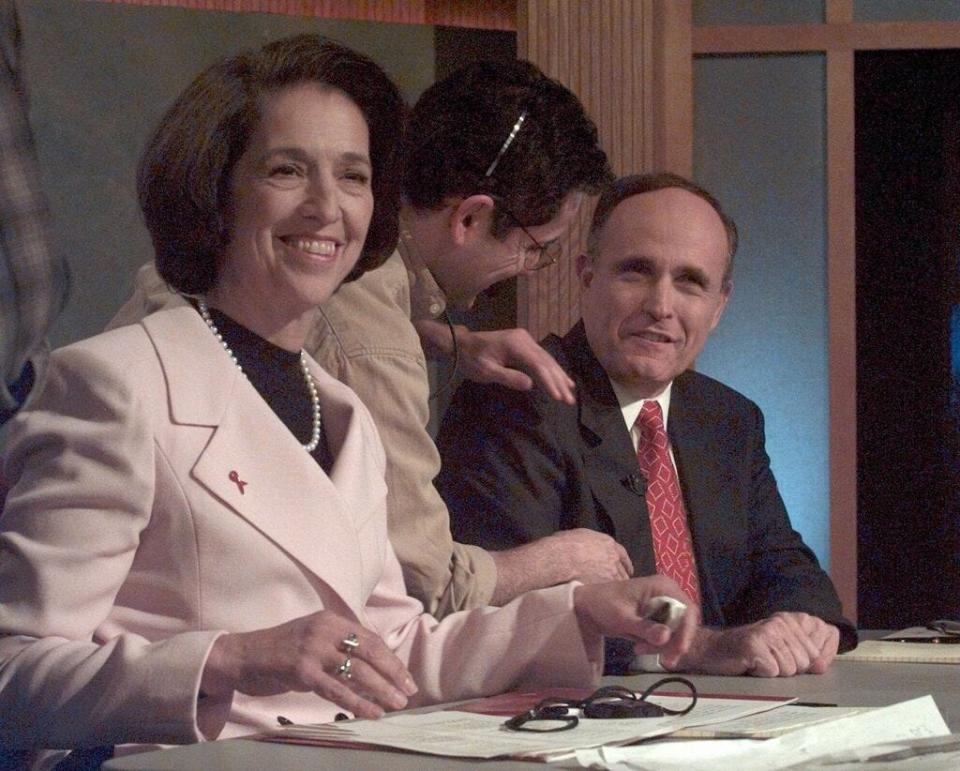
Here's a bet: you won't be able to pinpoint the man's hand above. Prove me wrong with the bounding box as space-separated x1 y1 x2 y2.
414 319 576 404
539 528 634 583
668 611 840 677
201 610 419 720
457 327 576 404
490 529 633 604
573 576 699 668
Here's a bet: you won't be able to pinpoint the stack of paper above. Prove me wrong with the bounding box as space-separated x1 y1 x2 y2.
261 694 794 761
574 695 950 770
839 628 960 664
669 704 869 739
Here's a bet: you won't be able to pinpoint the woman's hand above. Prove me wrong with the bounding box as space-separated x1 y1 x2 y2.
201 611 418 719
573 576 699 668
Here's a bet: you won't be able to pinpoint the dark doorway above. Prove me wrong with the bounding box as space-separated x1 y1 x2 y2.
855 50 960 628
434 25 519 334
427 27 518 430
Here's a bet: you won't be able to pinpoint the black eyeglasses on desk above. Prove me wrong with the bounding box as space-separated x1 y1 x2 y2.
503 678 698 732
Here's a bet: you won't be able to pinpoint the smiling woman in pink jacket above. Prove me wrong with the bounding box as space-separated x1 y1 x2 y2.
0 34 695 766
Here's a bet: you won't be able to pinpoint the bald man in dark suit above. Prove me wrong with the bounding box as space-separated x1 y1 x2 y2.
438 173 856 676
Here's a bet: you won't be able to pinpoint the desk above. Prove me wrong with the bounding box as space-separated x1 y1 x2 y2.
104 659 959 770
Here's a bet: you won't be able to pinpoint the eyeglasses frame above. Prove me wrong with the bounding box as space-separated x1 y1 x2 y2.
503 679 698 733
490 197 563 272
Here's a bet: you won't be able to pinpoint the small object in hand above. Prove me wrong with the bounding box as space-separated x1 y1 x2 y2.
335 656 353 679
641 596 687 629
342 632 360 651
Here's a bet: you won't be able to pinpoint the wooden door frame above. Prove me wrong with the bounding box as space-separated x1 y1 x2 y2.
516 1 693 337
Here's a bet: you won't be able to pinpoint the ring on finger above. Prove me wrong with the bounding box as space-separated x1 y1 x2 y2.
341 632 360 653
335 655 353 679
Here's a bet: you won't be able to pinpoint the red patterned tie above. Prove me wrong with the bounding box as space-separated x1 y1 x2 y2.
635 401 701 605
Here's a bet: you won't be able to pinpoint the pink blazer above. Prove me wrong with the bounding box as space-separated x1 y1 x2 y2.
0 305 601 751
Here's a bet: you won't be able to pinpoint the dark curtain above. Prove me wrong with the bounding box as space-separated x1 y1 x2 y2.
856 50 960 627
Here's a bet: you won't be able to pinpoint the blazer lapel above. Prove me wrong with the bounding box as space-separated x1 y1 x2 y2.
312 359 388 537
563 324 657 572
668 373 728 624
142 307 373 613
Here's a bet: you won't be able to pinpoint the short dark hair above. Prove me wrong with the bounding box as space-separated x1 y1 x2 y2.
588 172 739 285
402 59 612 238
138 34 404 294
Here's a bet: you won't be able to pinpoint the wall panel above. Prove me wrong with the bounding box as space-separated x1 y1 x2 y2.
20 0 434 348
96 0 516 30
517 0 691 339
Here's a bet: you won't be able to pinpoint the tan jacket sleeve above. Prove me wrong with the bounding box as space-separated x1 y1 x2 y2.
311 253 497 616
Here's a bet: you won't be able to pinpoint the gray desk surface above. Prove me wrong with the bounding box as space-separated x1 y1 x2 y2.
104 658 960 770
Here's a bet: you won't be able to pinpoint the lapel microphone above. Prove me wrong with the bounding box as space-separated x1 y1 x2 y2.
622 474 647 496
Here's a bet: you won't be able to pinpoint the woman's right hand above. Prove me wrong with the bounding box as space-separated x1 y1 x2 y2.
200 610 418 719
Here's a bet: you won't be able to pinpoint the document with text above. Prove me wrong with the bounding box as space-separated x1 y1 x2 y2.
261 693 795 760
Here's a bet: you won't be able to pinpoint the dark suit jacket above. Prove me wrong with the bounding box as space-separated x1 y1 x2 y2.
437 321 856 657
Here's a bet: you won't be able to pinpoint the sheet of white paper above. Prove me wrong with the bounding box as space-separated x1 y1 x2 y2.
575 695 949 770
799 734 960 770
266 694 793 760
670 704 869 739
578 738 765 769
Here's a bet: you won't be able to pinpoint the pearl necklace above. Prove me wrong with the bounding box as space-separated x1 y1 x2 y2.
197 299 322 453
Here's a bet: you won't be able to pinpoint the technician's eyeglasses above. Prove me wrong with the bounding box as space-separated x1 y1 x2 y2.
493 200 563 271
503 678 698 732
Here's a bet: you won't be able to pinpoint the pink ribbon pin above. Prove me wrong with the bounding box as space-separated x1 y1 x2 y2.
228 470 248 495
